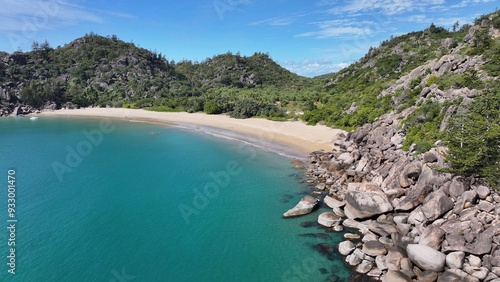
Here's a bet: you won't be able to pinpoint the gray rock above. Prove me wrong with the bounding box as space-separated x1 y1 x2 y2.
438 269 469 282
338 241 355 256
356 260 373 274
342 219 370 233
337 152 355 166
446 252 465 269
468 255 482 268
408 206 426 225
454 190 478 214
476 186 491 199
416 270 438 282
344 233 361 240
478 200 495 212
323 195 345 208
344 184 393 219
332 206 346 217
421 190 454 221
363 241 387 256
448 178 467 200
367 268 383 278
317 212 341 227
283 195 319 217
376 255 388 271
419 225 445 249
383 270 412 282
347 253 362 266
386 246 407 271
423 152 438 163
332 224 344 232
368 221 398 237
469 267 490 280
407 244 446 272
396 184 433 211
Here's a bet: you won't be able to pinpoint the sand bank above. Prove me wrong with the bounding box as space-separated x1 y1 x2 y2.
40 108 345 156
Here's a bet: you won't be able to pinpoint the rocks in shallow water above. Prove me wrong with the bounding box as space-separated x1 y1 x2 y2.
344 233 361 240
299 221 317 228
342 219 370 234
283 195 319 217
318 212 341 227
323 195 345 209
356 260 373 274
407 244 446 272
339 241 356 256
314 243 336 261
299 233 331 240
304 114 500 281
318 267 328 275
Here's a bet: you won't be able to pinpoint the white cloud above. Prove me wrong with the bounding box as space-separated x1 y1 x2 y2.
297 27 372 39
0 0 102 33
451 0 495 8
281 58 350 77
250 16 296 26
296 19 377 39
327 0 446 16
403 14 473 27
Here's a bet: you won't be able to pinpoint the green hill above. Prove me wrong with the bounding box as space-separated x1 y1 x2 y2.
1 10 499 186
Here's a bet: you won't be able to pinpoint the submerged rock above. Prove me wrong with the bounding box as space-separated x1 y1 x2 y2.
314 243 336 261
299 221 317 228
299 233 332 240
283 195 319 218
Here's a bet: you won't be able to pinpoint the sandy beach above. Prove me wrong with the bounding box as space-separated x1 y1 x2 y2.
39 108 345 156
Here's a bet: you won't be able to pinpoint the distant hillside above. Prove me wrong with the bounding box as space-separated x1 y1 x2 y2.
176 52 309 89
0 33 311 118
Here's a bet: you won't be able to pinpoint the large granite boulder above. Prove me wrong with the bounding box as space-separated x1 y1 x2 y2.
407 244 446 272
344 183 393 219
419 225 445 250
363 241 387 256
421 190 454 221
283 195 319 217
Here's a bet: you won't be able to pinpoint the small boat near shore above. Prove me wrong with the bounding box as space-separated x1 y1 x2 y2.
30 116 39 120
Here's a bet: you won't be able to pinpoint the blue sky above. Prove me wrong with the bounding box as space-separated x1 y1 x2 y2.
0 0 498 77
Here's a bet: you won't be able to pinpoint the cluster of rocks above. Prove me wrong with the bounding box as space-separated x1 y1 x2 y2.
291 115 500 281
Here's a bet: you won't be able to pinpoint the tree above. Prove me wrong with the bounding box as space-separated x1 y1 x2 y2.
444 89 500 188
452 21 460 32
204 100 220 114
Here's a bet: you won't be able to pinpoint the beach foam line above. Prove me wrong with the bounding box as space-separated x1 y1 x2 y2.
40 108 345 156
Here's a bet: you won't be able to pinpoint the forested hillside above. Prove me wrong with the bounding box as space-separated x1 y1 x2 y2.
1 11 499 186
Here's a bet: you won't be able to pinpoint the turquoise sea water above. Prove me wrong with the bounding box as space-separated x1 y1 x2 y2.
0 117 352 282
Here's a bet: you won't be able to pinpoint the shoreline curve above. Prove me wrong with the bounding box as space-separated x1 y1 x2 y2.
39 108 345 157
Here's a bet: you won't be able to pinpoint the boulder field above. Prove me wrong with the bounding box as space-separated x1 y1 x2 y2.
288 114 500 281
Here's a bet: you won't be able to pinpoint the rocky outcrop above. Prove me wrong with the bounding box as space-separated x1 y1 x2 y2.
282 195 319 217
303 114 500 281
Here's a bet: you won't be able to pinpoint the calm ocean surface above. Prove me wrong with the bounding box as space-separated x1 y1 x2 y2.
0 117 351 281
